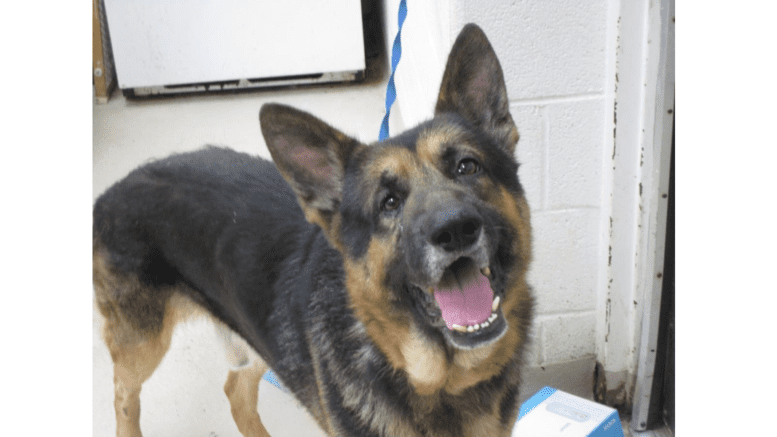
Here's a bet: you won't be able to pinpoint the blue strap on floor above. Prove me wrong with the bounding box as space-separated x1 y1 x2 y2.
263 370 290 393
378 0 408 141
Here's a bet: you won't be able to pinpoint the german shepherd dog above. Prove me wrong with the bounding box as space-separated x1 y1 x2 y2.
93 24 533 437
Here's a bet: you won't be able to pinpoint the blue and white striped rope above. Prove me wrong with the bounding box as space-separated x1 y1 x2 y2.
378 0 408 141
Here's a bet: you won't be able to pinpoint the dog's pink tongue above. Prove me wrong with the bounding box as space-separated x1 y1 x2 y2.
433 273 493 330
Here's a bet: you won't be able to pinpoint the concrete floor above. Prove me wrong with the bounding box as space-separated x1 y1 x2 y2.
92 81 653 436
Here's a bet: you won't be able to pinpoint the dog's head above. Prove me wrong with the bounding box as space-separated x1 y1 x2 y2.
261 24 531 355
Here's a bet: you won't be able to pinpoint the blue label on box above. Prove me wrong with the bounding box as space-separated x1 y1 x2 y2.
547 401 591 422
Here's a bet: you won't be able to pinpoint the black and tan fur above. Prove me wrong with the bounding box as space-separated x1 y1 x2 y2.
94 24 534 437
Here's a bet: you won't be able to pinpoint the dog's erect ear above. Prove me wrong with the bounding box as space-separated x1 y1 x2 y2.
435 23 519 154
260 103 364 234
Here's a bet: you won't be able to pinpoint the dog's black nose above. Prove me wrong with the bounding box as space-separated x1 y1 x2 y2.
431 208 483 252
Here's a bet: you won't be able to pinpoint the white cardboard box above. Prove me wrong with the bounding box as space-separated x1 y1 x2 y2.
513 387 624 436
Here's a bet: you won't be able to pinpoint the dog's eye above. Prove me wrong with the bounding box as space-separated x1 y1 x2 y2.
381 194 401 212
457 158 480 176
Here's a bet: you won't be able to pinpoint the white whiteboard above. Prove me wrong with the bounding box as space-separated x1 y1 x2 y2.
104 0 365 90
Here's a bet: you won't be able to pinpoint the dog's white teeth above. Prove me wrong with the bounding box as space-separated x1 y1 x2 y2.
481 267 491 278
451 324 468 333
451 307 501 333
492 295 501 312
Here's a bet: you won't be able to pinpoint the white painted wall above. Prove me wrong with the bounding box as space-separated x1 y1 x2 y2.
383 0 673 407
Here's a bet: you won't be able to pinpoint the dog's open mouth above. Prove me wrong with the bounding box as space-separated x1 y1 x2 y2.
431 257 502 335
